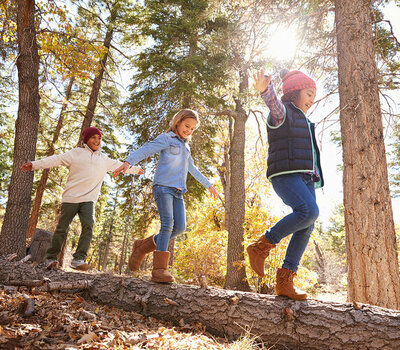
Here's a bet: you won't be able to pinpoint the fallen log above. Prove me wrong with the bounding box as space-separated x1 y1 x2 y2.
6 278 92 291
0 256 399 349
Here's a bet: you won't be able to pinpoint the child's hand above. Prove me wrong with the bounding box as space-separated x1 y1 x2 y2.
138 168 144 175
252 69 272 93
208 185 219 199
20 162 33 172
113 162 130 178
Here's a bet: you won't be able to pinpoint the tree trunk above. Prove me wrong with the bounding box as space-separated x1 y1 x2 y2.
26 77 75 243
0 0 40 258
217 119 232 230
224 70 250 292
1 258 400 350
334 0 400 309
77 22 115 146
101 218 114 271
26 229 52 263
119 231 128 274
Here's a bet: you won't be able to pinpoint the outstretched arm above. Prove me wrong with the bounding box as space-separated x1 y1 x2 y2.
107 158 144 176
208 185 219 199
253 69 285 127
252 69 272 93
113 161 131 178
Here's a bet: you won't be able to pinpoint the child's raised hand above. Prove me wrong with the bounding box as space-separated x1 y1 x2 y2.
252 69 272 93
20 162 33 172
208 185 219 199
113 162 130 178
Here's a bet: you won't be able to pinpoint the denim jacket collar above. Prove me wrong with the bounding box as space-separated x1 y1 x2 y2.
167 131 188 144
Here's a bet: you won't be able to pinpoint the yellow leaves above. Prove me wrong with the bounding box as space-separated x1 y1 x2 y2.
34 0 105 79
174 228 227 286
38 30 105 79
0 0 17 50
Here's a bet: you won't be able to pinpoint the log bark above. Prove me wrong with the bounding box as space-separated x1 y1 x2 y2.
1 257 399 349
334 0 400 309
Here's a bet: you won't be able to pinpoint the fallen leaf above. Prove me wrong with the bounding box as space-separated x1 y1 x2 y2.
164 298 179 306
77 332 97 344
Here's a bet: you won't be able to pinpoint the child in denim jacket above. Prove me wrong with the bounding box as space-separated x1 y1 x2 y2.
114 109 218 282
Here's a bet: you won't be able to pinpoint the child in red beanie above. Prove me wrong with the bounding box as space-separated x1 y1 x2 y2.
247 69 324 300
20 127 144 270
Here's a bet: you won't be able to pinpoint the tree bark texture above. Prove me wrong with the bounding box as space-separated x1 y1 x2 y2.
1 258 400 350
26 77 75 242
0 0 40 258
77 19 115 146
224 70 250 292
334 0 400 309
101 217 114 271
27 228 52 263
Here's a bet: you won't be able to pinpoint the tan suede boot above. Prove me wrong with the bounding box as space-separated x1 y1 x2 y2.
151 251 174 283
246 235 276 277
275 267 307 300
128 235 156 271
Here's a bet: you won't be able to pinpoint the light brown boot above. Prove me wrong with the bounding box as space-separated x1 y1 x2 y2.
246 235 276 277
128 235 156 271
275 267 307 300
151 251 174 283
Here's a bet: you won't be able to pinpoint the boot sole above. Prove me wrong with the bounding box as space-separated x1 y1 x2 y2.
276 292 307 301
71 264 90 271
46 261 59 270
151 277 174 283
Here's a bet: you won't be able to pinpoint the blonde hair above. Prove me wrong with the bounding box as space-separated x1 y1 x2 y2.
167 109 200 141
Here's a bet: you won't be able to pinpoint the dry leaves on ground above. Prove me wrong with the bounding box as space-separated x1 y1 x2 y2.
0 286 261 350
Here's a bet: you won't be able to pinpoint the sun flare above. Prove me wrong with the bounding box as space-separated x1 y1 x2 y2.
266 25 299 62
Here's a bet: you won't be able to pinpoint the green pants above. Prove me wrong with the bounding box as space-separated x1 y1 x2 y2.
46 202 95 261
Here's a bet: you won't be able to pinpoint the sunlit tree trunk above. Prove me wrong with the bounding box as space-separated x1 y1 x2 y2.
26 77 75 243
335 0 400 309
217 119 232 230
0 0 40 258
77 11 116 146
224 69 250 292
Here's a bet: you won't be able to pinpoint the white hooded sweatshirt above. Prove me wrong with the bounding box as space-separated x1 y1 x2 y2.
32 144 141 203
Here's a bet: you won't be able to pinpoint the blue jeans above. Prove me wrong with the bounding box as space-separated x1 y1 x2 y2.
266 173 319 273
152 185 186 251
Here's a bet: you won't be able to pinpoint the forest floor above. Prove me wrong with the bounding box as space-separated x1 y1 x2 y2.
0 286 275 350
0 283 347 350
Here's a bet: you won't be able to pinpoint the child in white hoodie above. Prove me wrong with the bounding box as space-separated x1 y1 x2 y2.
20 127 143 270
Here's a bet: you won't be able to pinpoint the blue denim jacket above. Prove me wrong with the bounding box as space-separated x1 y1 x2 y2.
126 131 211 192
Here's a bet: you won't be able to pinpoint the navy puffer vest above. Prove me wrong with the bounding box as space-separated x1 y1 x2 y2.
266 102 323 186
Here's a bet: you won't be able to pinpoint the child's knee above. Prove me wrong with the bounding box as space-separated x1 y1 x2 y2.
308 204 319 222
299 203 319 225
160 218 174 232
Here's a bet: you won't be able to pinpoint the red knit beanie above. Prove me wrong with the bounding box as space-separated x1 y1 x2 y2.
82 127 102 144
281 70 316 95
